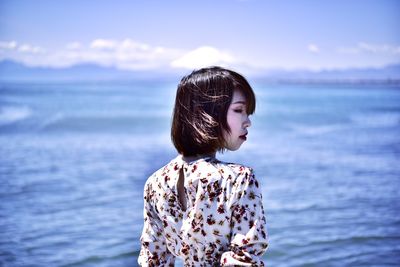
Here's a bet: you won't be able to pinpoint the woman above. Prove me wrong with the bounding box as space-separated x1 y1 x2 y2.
138 66 268 266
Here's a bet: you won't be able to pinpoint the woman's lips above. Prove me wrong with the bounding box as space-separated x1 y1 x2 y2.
239 134 247 141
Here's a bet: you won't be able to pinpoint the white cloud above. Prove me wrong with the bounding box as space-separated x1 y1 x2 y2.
62 39 183 69
170 46 235 69
120 39 150 51
307 44 320 53
0 41 44 54
17 44 45 54
0 41 18 50
337 42 400 55
0 38 185 69
358 42 400 54
90 39 117 50
2 38 400 72
53 38 179 70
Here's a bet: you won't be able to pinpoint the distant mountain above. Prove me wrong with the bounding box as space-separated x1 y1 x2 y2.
0 60 179 82
253 64 400 83
0 59 399 83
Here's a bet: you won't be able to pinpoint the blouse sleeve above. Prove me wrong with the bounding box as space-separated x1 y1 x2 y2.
138 181 175 267
221 168 269 266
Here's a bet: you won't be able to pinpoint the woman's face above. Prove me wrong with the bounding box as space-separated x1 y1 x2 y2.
223 89 252 151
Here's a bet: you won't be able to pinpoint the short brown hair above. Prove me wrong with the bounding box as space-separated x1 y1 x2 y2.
171 66 256 157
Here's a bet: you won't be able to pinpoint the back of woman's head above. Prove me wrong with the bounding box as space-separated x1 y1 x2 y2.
171 66 255 157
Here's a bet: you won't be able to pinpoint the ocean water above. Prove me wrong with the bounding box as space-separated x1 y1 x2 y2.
1 81 399 266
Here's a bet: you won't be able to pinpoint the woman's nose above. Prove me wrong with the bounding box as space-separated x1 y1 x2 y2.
244 116 251 128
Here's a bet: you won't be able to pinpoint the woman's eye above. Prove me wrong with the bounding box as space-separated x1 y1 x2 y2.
234 109 243 113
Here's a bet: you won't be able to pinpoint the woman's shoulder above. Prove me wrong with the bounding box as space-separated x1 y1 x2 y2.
143 157 178 187
216 160 254 176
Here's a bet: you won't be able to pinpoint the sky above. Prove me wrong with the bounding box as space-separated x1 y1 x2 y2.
0 0 399 74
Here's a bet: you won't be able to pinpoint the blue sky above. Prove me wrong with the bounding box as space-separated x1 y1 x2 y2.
0 0 399 73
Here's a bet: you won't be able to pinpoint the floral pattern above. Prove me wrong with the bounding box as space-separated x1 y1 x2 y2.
138 155 268 266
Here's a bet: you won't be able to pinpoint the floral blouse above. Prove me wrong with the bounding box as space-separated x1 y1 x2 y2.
138 155 268 266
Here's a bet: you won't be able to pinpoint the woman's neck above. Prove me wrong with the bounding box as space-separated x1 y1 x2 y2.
182 152 216 163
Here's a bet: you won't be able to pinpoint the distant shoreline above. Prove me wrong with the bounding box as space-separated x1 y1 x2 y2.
1 60 399 86
255 78 400 86
1 78 399 87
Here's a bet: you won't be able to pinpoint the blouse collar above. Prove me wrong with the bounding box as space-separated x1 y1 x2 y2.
178 154 217 165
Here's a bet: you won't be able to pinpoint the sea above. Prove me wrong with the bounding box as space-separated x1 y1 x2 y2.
0 80 399 267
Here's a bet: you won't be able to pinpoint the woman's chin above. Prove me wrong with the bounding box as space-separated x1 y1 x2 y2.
225 144 242 151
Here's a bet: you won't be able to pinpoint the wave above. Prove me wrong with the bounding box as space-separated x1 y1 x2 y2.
38 112 65 130
287 123 346 135
0 105 32 125
37 114 168 133
351 113 400 127
287 112 400 136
